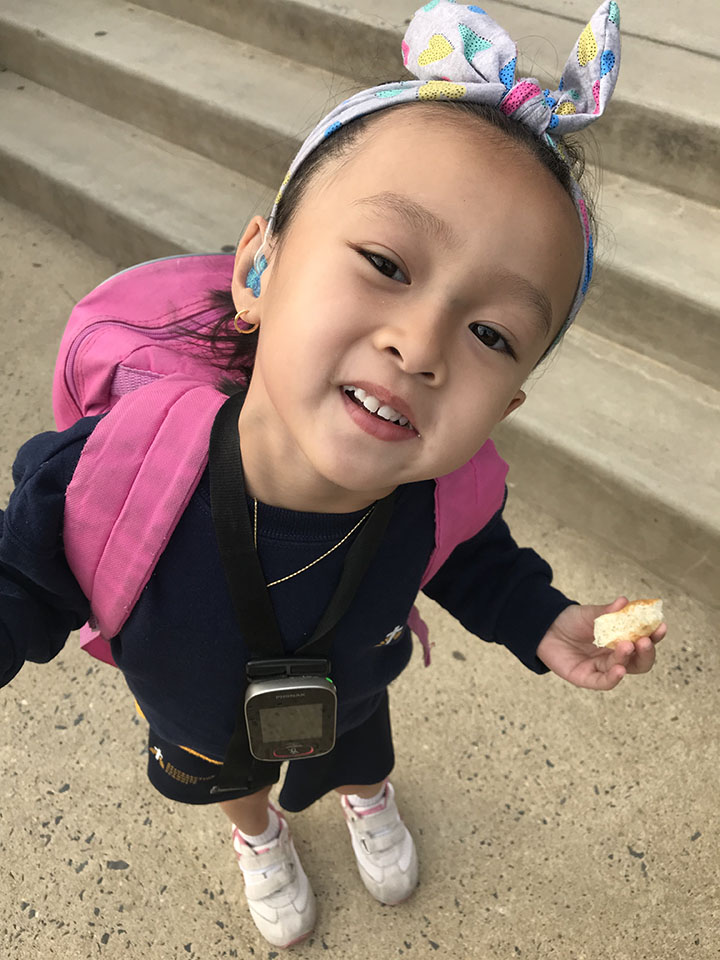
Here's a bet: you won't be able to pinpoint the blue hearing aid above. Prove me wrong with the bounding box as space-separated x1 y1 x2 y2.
245 251 268 298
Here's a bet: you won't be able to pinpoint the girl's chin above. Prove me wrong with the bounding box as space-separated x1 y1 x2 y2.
309 455 405 503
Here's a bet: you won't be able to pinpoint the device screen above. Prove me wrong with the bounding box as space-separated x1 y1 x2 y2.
259 702 324 742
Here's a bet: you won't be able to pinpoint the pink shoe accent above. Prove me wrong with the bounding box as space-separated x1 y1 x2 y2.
232 803 285 855
353 796 388 819
343 783 389 819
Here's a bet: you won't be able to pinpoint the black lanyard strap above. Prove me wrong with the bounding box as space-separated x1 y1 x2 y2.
295 492 394 659
209 390 285 657
209 390 395 662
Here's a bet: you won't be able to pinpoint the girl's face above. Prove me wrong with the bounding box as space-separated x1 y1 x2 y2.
233 109 584 512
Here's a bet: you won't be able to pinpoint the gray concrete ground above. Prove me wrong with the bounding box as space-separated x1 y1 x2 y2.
0 197 718 959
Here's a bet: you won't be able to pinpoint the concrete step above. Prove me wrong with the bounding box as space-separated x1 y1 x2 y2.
0 71 273 264
587 171 720 390
494 324 720 608
1 2 717 389
131 0 720 208
0 0 352 191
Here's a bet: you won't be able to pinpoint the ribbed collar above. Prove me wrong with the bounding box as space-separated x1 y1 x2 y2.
246 495 372 544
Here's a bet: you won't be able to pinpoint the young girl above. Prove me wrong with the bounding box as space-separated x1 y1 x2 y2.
1 0 665 950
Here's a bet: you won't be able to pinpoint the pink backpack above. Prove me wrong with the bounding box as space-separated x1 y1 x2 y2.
53 255 508 667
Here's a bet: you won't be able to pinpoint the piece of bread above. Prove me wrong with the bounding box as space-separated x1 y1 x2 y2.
593 599 664 649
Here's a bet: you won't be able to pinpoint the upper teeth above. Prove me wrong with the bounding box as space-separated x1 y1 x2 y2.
343 386 410 427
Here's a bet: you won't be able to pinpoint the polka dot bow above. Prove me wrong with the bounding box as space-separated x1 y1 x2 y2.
264 1 622 339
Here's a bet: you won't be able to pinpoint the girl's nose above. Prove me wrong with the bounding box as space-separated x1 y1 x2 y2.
372 312 448 385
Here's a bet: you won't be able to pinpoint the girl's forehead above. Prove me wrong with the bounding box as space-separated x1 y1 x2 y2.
315 112 582 249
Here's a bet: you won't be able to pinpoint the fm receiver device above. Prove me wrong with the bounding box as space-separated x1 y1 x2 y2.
244 658 337 761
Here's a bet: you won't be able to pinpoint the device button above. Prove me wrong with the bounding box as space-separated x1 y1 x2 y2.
273 745 315 758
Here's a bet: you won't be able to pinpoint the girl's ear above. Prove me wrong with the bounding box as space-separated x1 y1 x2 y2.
500 389 526 421
231 215 270 312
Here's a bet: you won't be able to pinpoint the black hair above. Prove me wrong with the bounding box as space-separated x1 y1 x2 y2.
182 98 596 391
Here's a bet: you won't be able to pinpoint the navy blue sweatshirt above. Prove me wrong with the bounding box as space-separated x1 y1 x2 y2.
0 417 573 761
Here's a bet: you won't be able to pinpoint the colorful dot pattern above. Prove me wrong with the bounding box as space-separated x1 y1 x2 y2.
419 80 467 99
601 49 615 76
418 32 455 65
458 23 492 62
577 21 598 67
500 80 543 117
266 1 621 340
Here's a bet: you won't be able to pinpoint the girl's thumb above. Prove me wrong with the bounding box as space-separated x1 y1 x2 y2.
581 595 629 623
601 595 629 616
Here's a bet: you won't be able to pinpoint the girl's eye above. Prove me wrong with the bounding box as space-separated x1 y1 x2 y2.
469 323 516 358
361 251 409 284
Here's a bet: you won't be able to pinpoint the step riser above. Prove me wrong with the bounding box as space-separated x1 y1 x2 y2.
494 422 718 610
0 147 190 266
598 103 720 210
131 0 720 208
585 269 720 392
0 23 293 191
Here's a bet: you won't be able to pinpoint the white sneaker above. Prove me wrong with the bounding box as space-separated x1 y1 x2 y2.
232 806 316 948
340 782 419 905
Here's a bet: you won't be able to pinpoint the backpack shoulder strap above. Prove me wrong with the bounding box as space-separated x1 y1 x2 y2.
64 376 226 646
408 439 509 666
422 438 508 587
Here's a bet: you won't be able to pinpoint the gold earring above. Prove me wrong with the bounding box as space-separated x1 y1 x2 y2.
233 308 259 335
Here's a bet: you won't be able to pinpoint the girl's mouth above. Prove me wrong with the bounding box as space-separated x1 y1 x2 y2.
342 385 416 432
341 386 419 442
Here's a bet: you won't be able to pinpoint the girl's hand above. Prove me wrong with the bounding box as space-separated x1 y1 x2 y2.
536 596 666 691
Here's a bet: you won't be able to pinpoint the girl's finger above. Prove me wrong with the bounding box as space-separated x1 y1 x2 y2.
581 595 630 626
609 640 635 668
626 637 656 674
650 622 667 644
590 662 626 690
570 658 625 690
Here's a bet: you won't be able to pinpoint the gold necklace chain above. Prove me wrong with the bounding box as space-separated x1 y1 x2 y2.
253 499 374 588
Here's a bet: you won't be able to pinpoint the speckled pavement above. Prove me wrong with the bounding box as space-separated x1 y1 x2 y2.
1 198 717 959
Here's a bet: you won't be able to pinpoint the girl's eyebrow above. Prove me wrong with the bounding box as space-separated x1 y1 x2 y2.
352 192 459 248
491 269 553 338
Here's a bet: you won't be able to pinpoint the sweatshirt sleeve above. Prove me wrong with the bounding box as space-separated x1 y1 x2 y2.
421 491 575 673
0 418 100 687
